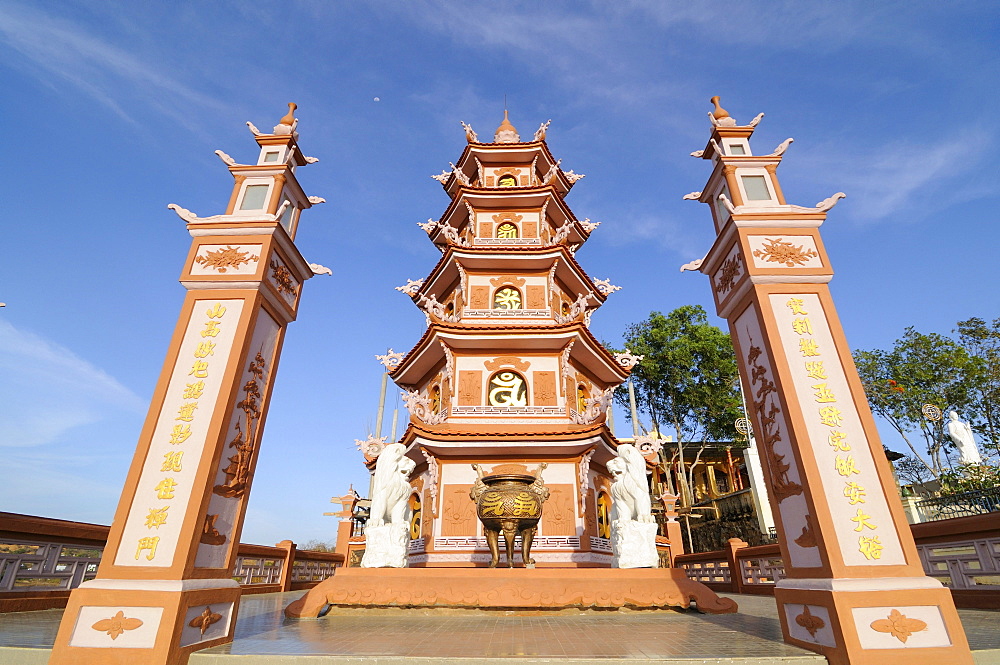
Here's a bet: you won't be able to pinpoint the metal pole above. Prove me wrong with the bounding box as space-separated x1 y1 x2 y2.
374 371 388 438
627 377 640 438
390 408 399 442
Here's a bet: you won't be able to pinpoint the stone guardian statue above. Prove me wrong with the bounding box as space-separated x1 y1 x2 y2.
609 444 658 568
361 443 416 568
947 411 983 465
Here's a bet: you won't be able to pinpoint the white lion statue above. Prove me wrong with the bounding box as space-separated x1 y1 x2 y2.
609 443 658 568
361 443 416 568
609 444 655 523
368 443 416 528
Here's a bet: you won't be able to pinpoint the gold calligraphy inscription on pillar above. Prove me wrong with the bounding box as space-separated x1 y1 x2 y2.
135 302 229 561
135 537 159 561
784 297 879 560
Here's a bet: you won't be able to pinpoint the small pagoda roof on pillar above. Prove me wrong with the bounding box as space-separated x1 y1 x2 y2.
688 97 846 232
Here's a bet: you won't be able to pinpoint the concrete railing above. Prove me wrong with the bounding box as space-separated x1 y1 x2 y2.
675 539 784 595
0 512 343 612
675 514 1000 608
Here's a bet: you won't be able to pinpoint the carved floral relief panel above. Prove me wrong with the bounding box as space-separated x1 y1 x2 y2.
713 244 744 298
532 371 557 406
440 485 477 536
469 286 489 309
783 604 837 647
526 285 547 309
180 602 233 647
190 244 262 276
69 606 164 648
457 370 482 406
267 256 298 304
851 605 951 649
541 484 576 536
748 236 822 269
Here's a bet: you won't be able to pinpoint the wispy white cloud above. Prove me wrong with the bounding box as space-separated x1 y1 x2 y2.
792 127 996 223
0 320 145 447
0 1 228 130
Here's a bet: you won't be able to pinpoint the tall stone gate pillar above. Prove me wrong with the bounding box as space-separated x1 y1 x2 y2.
50 104 327 665
688 99 972 665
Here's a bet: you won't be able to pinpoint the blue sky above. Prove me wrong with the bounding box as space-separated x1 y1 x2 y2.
1 1 997 547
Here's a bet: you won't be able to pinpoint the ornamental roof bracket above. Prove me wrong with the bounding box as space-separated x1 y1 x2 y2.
533 119 551 142
375 349 406 370
768 138 794 157
460 120 478 143
395 279 424 296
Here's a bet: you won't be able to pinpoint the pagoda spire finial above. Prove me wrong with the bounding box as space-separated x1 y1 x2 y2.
274 102 298 135
494 109 520 143
709 96 736 127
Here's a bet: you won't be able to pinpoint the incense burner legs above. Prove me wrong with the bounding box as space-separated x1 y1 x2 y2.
483 519 539 568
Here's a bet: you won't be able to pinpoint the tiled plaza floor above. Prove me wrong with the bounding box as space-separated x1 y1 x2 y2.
1 591 998 664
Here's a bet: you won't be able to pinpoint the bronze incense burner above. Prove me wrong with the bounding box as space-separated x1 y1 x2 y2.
471 464 549 568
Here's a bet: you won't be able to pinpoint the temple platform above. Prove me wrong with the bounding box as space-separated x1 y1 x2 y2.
285 567 737 617
2 591 999 664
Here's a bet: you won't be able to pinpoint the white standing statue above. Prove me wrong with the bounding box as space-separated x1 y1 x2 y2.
608 443 659 568
361 443 416 568
947 411 983 465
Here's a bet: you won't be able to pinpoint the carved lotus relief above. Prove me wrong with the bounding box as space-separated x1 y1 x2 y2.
795 605 826 638
91 610 143 640
870 609 928 643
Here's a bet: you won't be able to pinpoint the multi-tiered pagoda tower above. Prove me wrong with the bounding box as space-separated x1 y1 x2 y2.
385 113 637 568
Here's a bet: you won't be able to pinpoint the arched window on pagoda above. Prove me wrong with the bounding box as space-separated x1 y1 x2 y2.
496 222 519 239
487 370 527 407
596 491 611 539
409 494 422 539
493 286 522 310
576 383 589 413
430 384 441 413
497 174 517 187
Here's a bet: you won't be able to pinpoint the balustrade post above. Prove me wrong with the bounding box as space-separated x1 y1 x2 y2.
726 538 749 593
276 540 296 592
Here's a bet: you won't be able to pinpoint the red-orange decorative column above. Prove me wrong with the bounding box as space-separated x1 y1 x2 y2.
688 98 972 665
50 104 327 665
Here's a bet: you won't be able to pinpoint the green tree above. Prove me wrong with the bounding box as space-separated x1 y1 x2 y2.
615 306 743 506
954 317 1000 455
853 328 973 481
